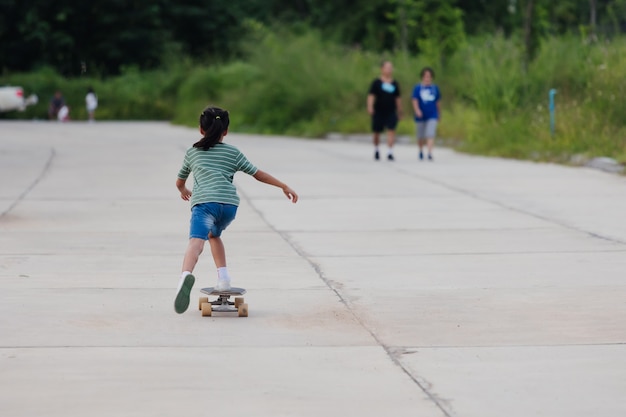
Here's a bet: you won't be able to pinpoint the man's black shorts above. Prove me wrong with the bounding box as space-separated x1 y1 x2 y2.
372 113 398 133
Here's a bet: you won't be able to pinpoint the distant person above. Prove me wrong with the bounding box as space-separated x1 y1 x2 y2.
85 87 98 122
173 106 298 314
48 91 65 120
57 104 70 122
412 67 441 161
367 61 402 161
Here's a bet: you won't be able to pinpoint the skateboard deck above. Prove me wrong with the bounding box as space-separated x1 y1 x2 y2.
201 287 246 296
198 287 248 317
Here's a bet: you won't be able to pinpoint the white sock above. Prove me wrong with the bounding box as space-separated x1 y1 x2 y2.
217 267 230 281
388 148 393 155
374 145 379 152
177 271 192 292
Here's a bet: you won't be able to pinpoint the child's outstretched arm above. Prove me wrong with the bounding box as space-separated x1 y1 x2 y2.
176 178 192 201
253 170 298 203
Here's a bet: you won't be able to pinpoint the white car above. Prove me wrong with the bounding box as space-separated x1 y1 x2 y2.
0 86 38 112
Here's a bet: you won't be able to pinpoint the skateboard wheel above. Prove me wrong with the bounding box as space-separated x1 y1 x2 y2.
199 297 209 310
201 302 212 317
234 297 244 308
238 303 248 317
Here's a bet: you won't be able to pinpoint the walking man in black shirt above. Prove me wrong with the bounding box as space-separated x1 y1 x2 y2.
367 61 402 161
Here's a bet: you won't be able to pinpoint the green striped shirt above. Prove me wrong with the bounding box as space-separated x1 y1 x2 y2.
177 143 258 207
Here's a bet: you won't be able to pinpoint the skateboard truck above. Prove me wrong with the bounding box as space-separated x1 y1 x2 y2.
198 287 248 317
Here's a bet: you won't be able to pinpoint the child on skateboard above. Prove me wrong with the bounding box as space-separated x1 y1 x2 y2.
174 106 298 314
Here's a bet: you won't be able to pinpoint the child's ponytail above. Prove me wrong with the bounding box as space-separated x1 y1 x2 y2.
194 107 230 150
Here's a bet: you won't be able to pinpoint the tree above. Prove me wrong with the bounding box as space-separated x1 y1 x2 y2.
0 0 274 75
511 0 550 68
0 0 170 74
590 0 598 28
415 0 465 65
385 0 464 64
2 0 624 75
523 0 536 66
166 0 272 60
457 0 517 35
605 0 626 35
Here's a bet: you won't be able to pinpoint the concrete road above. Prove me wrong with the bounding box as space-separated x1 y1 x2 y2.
1 121 625 417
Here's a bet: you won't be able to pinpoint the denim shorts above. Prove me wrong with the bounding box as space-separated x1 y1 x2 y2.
189 203 238 240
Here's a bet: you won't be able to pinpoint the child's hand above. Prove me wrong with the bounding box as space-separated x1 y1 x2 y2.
283 187 298 203
180 188 192 201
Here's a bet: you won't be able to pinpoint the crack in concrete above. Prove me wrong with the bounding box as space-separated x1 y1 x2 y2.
239 189 455 417
0 147 56 219
314 145 626 245
393 164 626 246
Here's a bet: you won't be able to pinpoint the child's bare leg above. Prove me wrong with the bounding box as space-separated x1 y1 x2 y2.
175 238 204 314
209 233 232 290
182 238 205 272
208 233 226 268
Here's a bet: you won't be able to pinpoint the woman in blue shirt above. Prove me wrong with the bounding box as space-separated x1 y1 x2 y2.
411 67 441 161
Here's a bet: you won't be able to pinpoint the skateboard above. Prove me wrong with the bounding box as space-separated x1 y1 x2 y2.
198 287 248 317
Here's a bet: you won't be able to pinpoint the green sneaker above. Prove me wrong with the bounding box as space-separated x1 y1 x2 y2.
174 274 195 314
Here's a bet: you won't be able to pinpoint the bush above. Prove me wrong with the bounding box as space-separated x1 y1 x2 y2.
171 27 432 137
453 35 626 163
2 29 625 164
0 66 183 120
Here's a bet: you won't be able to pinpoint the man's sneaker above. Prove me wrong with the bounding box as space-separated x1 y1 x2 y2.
374 150 380 160
428 154 433 161
215 277 231 291
387 154 395 161
419 151 424 160
174 273 195 314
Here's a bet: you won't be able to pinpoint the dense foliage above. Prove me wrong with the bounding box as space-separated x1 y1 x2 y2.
2 0 626 75
1 1 626 164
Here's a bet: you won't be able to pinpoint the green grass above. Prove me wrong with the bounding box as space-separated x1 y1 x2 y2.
2 29 625 165
0 65 182 120
450 36 626 164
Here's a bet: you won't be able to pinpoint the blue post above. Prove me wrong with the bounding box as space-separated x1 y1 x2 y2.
549 89 557 137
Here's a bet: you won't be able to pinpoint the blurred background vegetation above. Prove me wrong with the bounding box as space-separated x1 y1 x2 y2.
1 0 625 163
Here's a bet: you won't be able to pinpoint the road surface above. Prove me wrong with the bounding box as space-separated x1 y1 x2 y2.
1 121 625 417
